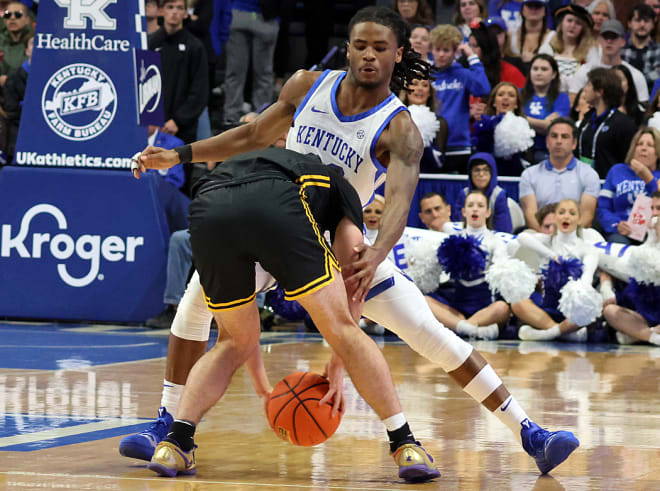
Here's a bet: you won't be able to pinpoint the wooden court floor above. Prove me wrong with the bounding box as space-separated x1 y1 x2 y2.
1 323 660 490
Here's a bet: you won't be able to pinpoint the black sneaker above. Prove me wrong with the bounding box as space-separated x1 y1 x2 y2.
145 305 176 329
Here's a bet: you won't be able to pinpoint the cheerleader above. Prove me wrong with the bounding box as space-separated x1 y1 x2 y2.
603 194 660 345
512 198 600 341
426 189 511 340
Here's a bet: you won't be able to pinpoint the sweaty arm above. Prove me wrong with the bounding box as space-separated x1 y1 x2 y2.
344 112 423 300
134 70 319 175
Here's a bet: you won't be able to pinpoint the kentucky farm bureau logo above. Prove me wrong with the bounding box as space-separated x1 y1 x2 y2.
1 204 144 288
42 63 117 141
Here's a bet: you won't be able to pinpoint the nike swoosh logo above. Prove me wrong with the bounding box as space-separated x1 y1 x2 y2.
311 106 327 114
500 397 512 412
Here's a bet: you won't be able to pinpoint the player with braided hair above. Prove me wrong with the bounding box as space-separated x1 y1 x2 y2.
127 6 579 479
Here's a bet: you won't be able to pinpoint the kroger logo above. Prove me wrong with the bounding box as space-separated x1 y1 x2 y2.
1 204 144 288
42 63 117 141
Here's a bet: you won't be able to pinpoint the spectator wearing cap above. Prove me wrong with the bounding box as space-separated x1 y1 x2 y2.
488 0 523 34
454 0 488 42
622 4 660 91
486 15 525 73
575 67 637 179
539 4 600 93
568 19 649 104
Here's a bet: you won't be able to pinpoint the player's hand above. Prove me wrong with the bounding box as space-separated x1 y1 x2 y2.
616 221 632 236
343 244 385 303
320 356 345 417
132 145 180 179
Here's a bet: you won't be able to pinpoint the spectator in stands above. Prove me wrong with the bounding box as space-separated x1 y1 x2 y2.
539 4 598 94
644 87 660 128
614 64 645 127
400 78 448 173
486 15 525 73
364 194 384 244
569 20 649 104
509 0 553 70
145 0 160 34
519 117 600 230
0 1 32 87
575 67 637 179
2 32 29 162
394 0 434 26
452 152 513 232
622 4 660 92
222 0 279 123
645 0 660 42
569 87 590 127
469 20 526 89
418 191 452 231
535 202 557 233
472 81 533 175
489 0 523 33
410 24 432 62
430 24 490 173
149 0 208 146
589 0 614 36
522 53 570 163
455 0 488 42
597 127 660 243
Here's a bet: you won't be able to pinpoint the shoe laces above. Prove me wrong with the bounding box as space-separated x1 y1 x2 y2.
142 415 170 436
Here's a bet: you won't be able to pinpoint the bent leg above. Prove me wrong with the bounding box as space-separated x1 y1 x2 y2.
604 304 657 343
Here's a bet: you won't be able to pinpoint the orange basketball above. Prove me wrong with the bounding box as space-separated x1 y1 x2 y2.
267 371 343 446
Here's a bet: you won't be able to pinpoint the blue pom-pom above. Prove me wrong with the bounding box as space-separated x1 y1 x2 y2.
624 280 660 324
265 287 307 321
542 257 583 293
437 234 487 281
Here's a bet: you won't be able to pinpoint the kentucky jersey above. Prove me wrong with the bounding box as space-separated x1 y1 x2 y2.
286 69 409 206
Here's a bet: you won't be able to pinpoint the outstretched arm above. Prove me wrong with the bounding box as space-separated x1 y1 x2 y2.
132 70 319 177
345 112 423 301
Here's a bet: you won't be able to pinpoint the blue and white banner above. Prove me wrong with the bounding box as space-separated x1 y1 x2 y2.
135 48 164 127
14 0 149 169
0 167 170 322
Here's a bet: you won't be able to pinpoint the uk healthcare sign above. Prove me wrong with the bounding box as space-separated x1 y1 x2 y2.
14 0 162 169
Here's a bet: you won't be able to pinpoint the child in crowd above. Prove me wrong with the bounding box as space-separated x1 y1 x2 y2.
521 54 570 163
430 24 491 173
512 199 600 341
603 191 660 345
473 81 534 176
410 24 432 62
452 152 513 232
535 202 557 234
426 190 512 340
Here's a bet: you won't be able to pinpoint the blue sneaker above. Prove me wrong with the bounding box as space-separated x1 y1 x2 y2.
521 419 579 474
119 407 173 461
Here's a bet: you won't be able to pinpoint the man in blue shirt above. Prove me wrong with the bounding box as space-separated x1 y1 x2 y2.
519 117 601 231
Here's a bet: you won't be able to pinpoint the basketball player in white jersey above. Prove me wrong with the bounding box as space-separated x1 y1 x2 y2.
126 6 578 477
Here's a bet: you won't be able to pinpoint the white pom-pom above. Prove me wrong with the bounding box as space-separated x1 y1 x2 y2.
408 104 440 147
627 244 660 286
558 280 602 326
485 258 537 304
407 236 444 293
648 112 660 131
493 112 535 158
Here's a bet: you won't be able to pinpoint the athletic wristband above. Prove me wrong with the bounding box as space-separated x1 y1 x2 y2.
174 144 193 164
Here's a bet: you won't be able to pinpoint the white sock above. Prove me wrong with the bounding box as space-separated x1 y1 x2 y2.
649 332 660 346
382 412 407 432
456 320 477 336
160 380 184 418
519 324 560 341
494 395 529 437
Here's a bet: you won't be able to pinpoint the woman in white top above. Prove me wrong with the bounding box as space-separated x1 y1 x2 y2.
511 199 601 341
539 4 599 93
426 190 511 340
454 0 488 42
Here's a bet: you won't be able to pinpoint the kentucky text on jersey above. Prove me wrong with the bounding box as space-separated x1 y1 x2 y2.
294 125 365 172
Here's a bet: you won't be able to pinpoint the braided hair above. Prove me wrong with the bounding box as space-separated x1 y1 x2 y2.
348 6 433 94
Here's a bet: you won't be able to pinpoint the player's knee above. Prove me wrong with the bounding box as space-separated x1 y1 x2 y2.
171 297 212 342
405 312 472 372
